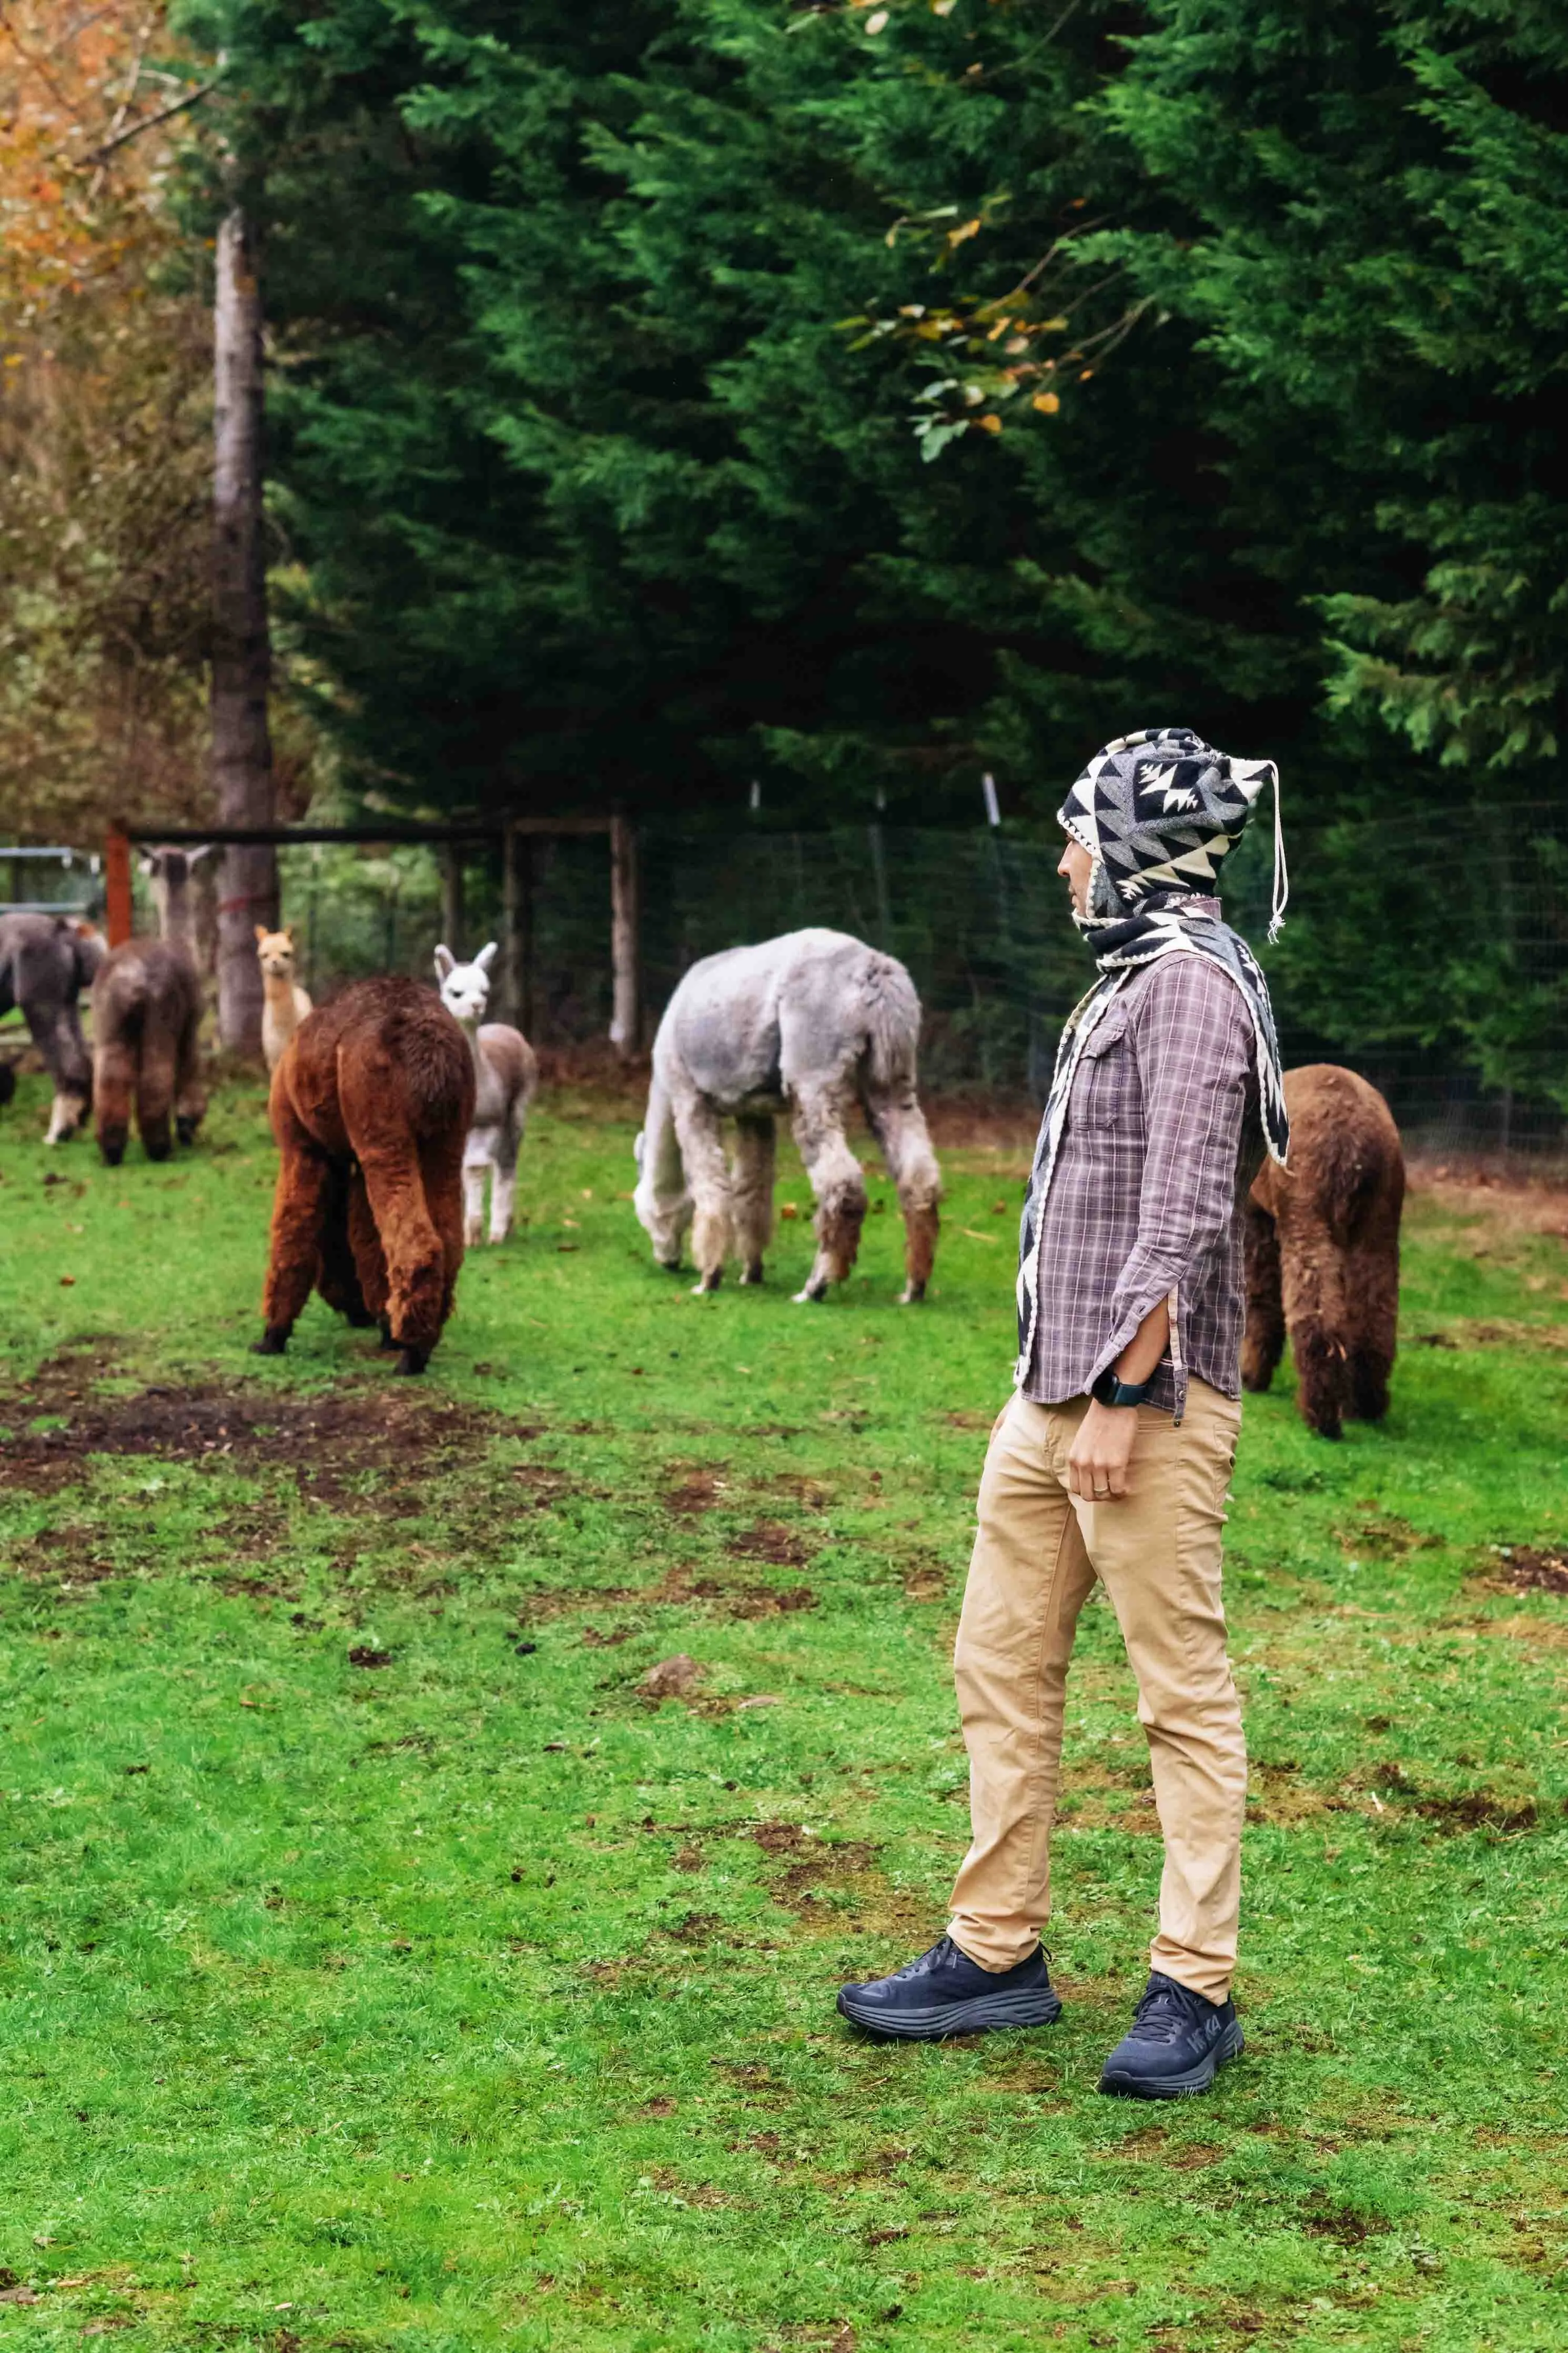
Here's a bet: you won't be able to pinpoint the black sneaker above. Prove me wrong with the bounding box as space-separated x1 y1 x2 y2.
837 1936 1062 2041
1098 1970 1244 2098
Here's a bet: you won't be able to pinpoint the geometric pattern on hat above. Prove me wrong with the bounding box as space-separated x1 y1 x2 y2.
1058 726 1278 922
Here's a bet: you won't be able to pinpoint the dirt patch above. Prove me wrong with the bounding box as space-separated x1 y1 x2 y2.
0 1368 513 1503
727 1521 813 1570
1336 1510 1442 1560
748 1822 883 1918
1489 1544 1568 1596
664 1464 729 1515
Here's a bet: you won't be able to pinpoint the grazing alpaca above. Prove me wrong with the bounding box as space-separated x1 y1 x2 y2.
90 847 208 1165
256 976 474 1375
0 912 104 1141
634 927 942 1302
1242 1064 1405 1440
434 942 539 1245
256 927 313 1072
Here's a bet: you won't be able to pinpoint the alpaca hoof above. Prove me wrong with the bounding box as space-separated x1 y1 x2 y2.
900 1280 927 1305
378 1319 398 1351
657 1256 684 1276
99 1133 127 1168
793 1281 829 1305
251 1326 289 1356
691 1270 722 1295
488 1227 510 1246
343 1306 378 1330
393 1345 429 1376
176 1115 199 1147
740 1262 764 1286
464 1221 483 1248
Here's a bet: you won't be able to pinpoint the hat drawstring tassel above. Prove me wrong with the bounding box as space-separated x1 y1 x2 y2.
1267 763 1289 944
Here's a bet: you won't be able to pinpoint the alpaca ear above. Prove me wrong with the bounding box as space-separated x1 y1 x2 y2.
255 925 267 943
476 941 499 973
434 944 455 981
282 927 293 945
188 843 216 867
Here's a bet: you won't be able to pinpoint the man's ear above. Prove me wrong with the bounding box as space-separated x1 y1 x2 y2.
434 944 455 981
476 941 499 973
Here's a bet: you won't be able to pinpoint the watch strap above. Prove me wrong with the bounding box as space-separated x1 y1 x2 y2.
1091 1367 1152 1409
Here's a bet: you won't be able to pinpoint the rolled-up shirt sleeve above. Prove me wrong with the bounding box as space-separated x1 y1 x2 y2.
1091 956 1251 1417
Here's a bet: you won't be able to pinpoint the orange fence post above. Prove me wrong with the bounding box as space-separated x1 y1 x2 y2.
104 829 133 946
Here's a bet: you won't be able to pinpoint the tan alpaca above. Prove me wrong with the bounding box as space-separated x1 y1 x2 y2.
256 927 313 1073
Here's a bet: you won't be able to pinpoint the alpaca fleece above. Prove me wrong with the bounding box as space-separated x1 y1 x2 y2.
258 977 475 1375
1242 1064 1404 1439
0 912 103 1142
90 938 205 1165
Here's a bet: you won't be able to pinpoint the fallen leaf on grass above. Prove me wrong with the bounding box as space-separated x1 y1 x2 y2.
959 1228 999 1244
737 1694 784 1709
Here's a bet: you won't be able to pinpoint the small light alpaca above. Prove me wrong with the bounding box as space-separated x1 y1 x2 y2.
634 927 942 1302
0 912 104 1142
255 926 313 1072
90 847 208 1165
256 976 474 1375
434 942 539 1244
1242 1063 1405 1440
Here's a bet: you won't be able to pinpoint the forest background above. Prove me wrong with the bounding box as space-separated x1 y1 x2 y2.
2 0 1565 1113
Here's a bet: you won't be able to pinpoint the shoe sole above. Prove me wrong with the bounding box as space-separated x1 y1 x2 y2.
1098 2017 1245 2099
836 1986 1063 2041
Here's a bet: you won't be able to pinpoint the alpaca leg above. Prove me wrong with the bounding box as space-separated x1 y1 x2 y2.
419 1124 469 1345
671 1087 732 1293
489 1132 519 1244
731 1113 776 1284
463 1132 492 1249
1347 1230 1400 1423
865 1082 940 1304
347 1169 390 1328
135 1035 177 1163
1278 1205 1352 1441
1240 1202 1285 1394
46 1088 89 1145
93 1038 136 1168
633 1070 693 1271
174 1005 206 1147
790 1085 866 1303
316 1163 376 1327
257 1098 334 1353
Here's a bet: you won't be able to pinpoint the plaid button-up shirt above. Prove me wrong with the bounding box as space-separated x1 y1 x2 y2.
1021 938 1262 1421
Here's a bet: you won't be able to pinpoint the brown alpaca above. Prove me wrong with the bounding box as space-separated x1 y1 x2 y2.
1242 1064 1405 1440
255 976 475 1376
90 940 206 1165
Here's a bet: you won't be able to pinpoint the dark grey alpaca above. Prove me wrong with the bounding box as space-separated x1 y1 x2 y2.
0 913 105 1142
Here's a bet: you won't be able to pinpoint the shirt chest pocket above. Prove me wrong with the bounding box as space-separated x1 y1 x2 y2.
1072 1001 1140 1132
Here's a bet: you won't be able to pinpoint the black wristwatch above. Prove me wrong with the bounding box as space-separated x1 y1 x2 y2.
1091 1367 1153 1409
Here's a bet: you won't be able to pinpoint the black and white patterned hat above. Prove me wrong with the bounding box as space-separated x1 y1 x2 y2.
1058 726 1286 937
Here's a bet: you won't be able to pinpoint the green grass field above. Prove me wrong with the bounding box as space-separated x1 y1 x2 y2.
1 1070 1565 2352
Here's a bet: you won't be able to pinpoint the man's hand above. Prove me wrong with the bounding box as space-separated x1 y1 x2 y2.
1066 1400 1138 1502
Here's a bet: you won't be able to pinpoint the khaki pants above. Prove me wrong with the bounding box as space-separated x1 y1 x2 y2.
948 1381 1245 2003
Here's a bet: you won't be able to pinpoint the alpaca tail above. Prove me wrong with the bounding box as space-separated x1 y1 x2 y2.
860 949 923 1090
1320 1125 1383 1247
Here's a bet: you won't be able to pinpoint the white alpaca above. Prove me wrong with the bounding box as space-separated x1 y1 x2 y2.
255 927 313 1072
433 941 539 1245
633 927 942 1303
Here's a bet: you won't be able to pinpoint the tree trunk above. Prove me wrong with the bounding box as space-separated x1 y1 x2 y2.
211 205 276 1053
609 813 640 1057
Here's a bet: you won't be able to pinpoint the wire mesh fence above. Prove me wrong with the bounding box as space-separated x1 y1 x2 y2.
274 808 1565 1157
8 805 1563 1161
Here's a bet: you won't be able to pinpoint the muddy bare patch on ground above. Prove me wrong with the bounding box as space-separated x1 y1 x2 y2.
664 1464 730 1516
1336 1508 1442 1560
1488 1544 1568 1596
727 1520 814 1569
0 1371 515 1504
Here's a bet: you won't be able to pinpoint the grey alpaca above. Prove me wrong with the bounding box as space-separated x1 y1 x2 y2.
0 913 105 1142
634 927 942 1301
90 847 208 1166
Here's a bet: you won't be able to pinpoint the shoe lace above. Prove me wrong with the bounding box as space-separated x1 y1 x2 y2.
1128 1975 1205 2045
890 1937 960 1982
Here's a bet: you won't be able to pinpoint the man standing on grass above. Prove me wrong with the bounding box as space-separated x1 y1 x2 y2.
838 728 1290 2098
